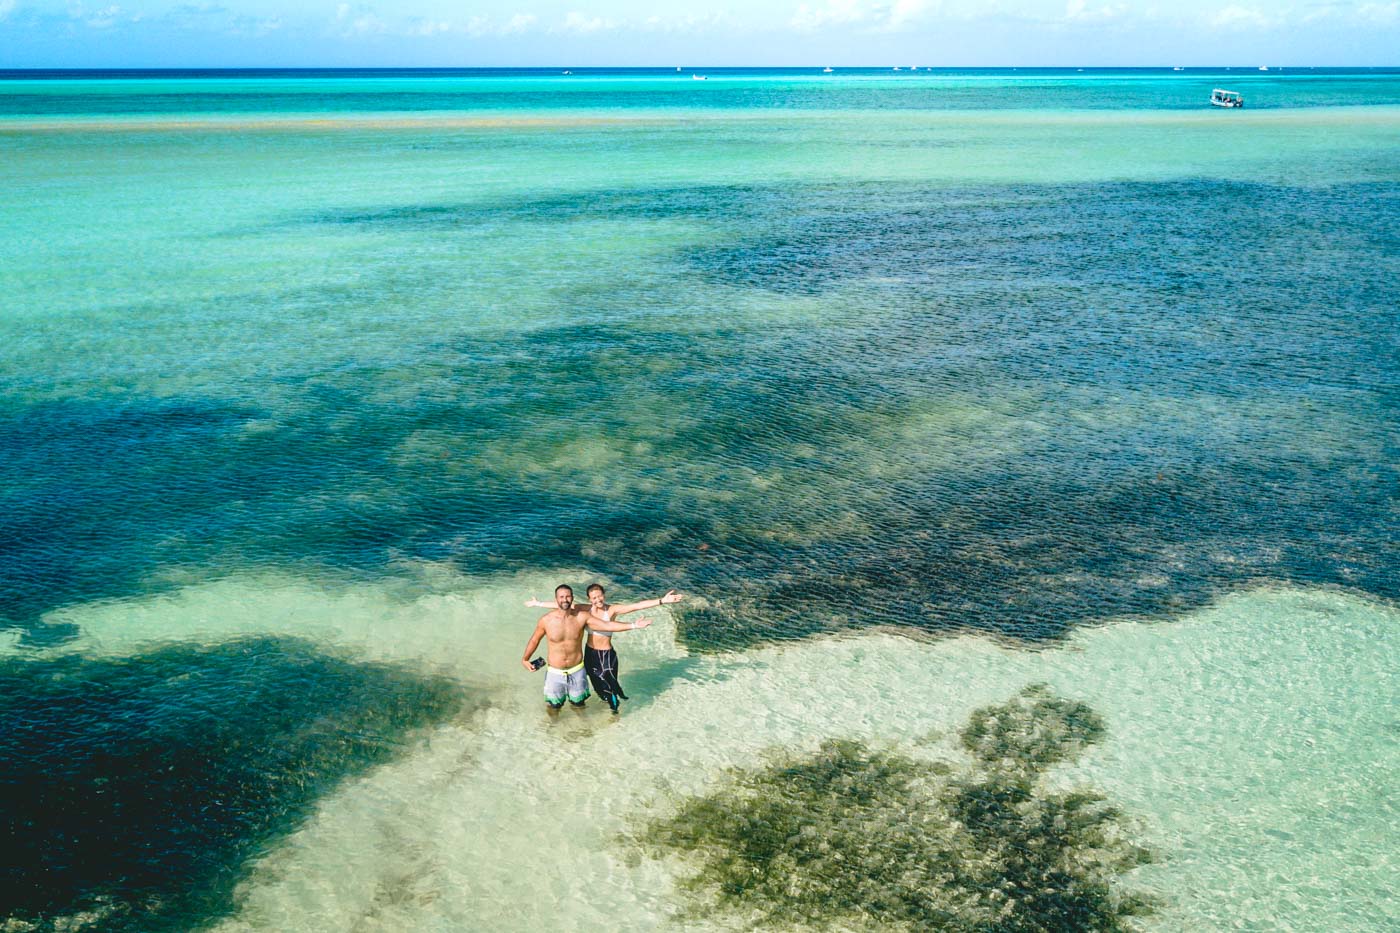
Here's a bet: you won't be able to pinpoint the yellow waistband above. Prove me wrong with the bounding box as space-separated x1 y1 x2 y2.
548 661 585 676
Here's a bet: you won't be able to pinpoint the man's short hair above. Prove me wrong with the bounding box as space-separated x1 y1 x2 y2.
555 584 573 595
586 583 605 596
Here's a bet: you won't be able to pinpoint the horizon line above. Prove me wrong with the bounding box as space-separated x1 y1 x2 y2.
4 64 1399 72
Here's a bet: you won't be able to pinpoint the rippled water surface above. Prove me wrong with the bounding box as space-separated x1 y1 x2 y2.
2 70 1397 931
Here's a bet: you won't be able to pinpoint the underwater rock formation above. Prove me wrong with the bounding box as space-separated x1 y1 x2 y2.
636 684 1155 930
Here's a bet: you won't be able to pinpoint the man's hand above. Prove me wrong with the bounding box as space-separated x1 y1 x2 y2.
522 658 538 672
660 589 685 605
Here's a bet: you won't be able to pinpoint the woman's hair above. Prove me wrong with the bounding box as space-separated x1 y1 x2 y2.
586 583 606 597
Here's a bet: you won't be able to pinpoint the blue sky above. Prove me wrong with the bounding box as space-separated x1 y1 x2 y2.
1 1 1397 67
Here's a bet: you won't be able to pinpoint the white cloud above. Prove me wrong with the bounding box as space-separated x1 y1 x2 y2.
26 0 1394 53
1064 0 1128 22
639 11 732 33
162 3 226 26
1356 1 1399 23
557 10 613 33
1300 0 1400 25
85 4 122 28
887 0 936 28
334 2 385 36
460 12 538 37
140 3 281 36
1300 2 1344 24
791 0 937 31
791 0 870 30
1208 4 1277 27
410 17 450 36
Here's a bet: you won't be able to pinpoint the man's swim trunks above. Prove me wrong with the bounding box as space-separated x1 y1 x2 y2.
584 645 627 713
543 661 589 708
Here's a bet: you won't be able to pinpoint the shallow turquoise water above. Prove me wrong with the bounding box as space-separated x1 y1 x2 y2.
5 67 1400 118
1 70 1397 930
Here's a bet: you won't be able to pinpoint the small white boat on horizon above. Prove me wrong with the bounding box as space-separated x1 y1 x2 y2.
1258 65 1269 71
1211 88 1244 108
823 66 833 73
692 74 707 80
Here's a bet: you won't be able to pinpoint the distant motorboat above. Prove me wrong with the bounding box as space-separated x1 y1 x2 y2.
562 70 572 75
892 66 901 71
1211 88 1244 108
823 66 833 73
676 66 682 72
1173 66 1183 71
692 74 707 80
1258 65 1269 71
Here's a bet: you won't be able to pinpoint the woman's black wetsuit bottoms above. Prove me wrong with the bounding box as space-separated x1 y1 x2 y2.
584 644 628 713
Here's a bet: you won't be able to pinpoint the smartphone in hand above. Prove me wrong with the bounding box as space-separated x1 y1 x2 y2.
530 657 545 671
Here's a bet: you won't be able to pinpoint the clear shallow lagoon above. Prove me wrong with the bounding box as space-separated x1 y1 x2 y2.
1 70 1397 930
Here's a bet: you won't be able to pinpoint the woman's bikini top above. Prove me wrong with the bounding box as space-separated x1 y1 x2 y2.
588 607 618 642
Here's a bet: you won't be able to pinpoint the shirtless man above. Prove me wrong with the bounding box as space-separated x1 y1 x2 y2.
520 584 653 712
527 585 686 714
